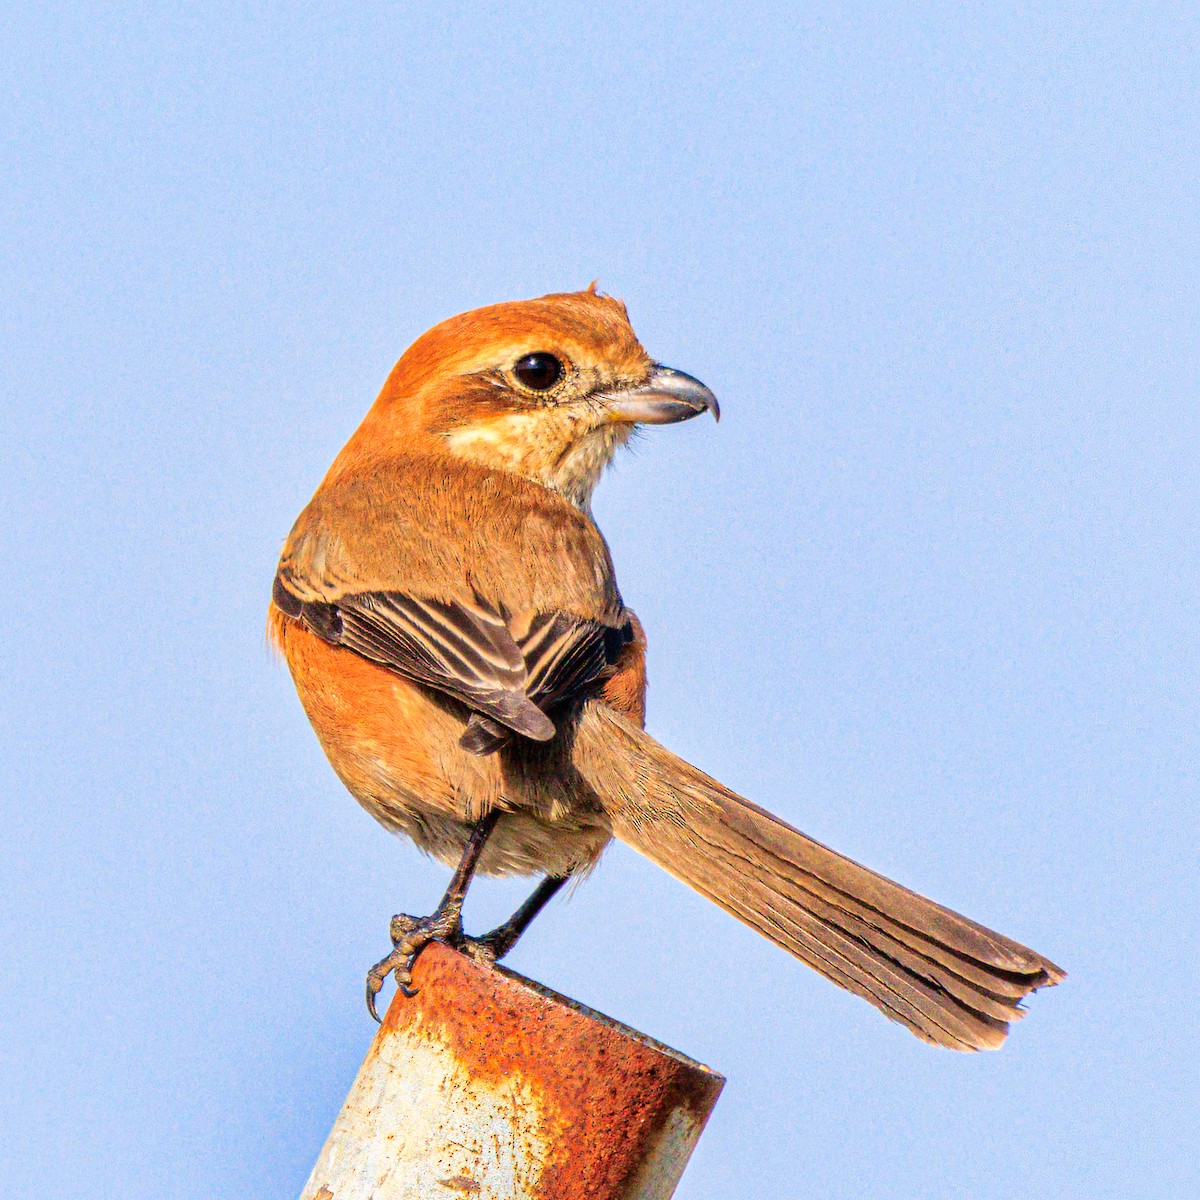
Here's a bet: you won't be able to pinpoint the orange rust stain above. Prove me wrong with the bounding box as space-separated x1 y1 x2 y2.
382 944 723 1200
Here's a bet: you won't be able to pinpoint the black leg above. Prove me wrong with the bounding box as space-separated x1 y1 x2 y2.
465 874 569 965
365 811 500 1020
426 810 501 926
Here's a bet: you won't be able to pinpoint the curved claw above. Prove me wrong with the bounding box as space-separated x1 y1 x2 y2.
365 914 466 1019
365 961 393 1022
365 943 415 1021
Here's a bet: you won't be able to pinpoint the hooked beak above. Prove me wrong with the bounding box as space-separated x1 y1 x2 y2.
603 364 720 425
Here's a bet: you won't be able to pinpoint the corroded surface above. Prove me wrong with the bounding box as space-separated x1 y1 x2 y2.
298 943 724 1200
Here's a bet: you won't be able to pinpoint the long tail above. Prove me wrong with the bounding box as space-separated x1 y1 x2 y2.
574 705 1065 1051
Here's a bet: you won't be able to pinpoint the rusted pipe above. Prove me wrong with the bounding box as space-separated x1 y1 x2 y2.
298 942 724 1200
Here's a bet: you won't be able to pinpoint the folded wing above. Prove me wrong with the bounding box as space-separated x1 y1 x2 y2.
273 575 628 752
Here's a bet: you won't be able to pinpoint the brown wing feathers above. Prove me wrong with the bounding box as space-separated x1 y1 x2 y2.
524 613 630 703
460 616 631 754
274 574 627 752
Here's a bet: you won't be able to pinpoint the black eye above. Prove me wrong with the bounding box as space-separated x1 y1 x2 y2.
513 352 563 391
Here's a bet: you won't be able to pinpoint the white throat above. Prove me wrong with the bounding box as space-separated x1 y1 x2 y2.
443 412 630 509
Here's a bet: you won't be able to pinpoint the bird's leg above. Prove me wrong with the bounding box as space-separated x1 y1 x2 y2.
462 874 569 965
365 810 500 1020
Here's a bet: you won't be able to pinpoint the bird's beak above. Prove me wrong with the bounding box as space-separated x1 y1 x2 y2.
602 365 720 425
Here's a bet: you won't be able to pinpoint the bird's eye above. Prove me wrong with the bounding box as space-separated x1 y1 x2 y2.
513 352 563 391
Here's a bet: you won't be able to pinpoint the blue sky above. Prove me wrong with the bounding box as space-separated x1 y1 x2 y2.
3 4 1197 1196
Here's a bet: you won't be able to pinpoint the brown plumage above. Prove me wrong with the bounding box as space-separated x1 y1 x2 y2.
270 288 1064 1049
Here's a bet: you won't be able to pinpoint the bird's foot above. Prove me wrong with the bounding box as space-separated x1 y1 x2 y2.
365 908 465 1021
364 872 567 1021
457 931 504 968
363 915 524 1020
457 922 522 967
458 875 567 968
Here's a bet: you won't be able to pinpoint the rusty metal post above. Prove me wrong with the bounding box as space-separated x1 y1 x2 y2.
298 942 724 1200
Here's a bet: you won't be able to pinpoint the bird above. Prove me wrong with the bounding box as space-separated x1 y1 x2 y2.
269 286 1064 1050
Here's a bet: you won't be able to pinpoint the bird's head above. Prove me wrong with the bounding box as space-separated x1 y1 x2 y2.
343 287 718 508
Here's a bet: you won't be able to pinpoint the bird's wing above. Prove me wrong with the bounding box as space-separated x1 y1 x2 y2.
458 613 633 754
516 610 631 708
273 573 629 747
275 575 545 740
273 468 630 748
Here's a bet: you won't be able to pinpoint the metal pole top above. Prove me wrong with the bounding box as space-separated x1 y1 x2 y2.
300 942 724 1200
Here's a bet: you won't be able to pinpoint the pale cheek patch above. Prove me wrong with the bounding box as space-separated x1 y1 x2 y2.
443 411 627 507
444 413 546 470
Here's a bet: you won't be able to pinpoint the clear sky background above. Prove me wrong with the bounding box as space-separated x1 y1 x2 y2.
3 4 1197 1197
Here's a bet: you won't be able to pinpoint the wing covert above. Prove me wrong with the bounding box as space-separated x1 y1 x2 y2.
273 575 629 750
